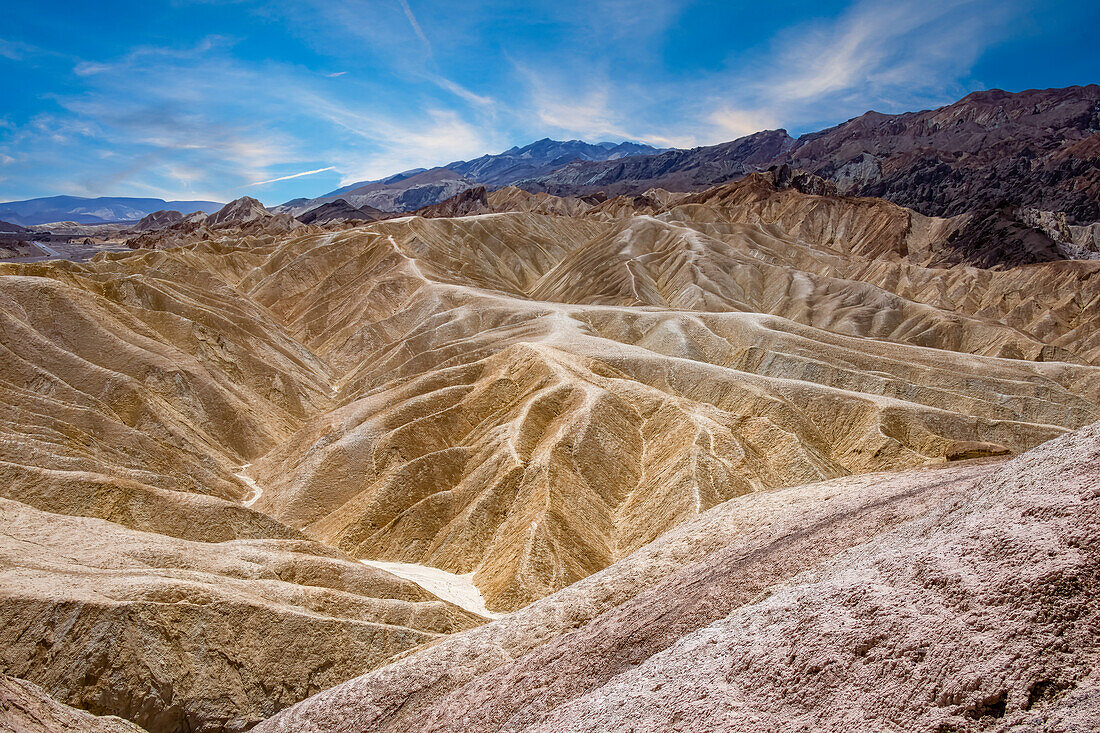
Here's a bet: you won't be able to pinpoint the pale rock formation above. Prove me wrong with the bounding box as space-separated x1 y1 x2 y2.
255 421 1100 733
1021 207 1100 259
5 184 1092 616
0 497 484 733
0 674 144 732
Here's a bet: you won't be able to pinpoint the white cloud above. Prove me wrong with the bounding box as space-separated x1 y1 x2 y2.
30 25 505 199
708 108 782 139
507 0 1024 147
304 93 497 183
3 0 1033 204
73 61 113 76
704 0 1021 137
515 63 697 148
0 38 48 61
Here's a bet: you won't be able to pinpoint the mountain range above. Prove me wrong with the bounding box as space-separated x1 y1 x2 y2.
519 85 1100 222
0 196 225 226
275 139 665 216
272 85 1100 230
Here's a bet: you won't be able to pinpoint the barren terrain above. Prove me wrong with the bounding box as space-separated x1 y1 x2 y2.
1 154 1097 732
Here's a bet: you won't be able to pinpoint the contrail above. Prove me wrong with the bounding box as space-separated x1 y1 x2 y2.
247 166 335 187
397 0 432 55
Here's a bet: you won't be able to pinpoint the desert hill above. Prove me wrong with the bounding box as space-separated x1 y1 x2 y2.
1 151 1098 731
298 199 386 225
127 197 310 249
131 209 185 232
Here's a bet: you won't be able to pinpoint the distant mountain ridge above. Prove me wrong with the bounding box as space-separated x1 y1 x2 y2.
517 85 1100 224
778 84 1100 222
277 139 665 215
446 138 663 187
275 168 474 216
517 130 795 196
0 196 224 226
281 86 1100 225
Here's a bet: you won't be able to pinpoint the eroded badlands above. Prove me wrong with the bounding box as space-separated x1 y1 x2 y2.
1 172 1098 732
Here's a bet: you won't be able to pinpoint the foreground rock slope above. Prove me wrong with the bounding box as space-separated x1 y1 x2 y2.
0 496 483 732
256 421 1100 733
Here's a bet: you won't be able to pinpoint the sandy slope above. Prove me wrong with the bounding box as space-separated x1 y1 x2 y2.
360 560 501 619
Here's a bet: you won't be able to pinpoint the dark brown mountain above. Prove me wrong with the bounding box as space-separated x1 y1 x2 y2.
518 129 795 196
298 199 385 225
412 186 492 218
517 86 1100 230
131 210 184 232
779 85 1100 223
938 203 1064 268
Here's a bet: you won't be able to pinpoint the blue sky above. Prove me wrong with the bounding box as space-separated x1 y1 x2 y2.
1 0 1097 206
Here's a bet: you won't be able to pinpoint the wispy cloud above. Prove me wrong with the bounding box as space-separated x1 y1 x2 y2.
700 0 1023 138
1 39 32 61
0 37 69 64
515 63 696 147
428 74 495 107
302 91 498 182
509 0 1026 146
708 108 782 139
247 166 335 186
73 36 232 77
1 38 306 200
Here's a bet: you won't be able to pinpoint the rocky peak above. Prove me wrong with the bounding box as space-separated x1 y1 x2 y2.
767 164 839 196
413 186 490 219
205 196 273 228
298 199 384 225
132 209 184 232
